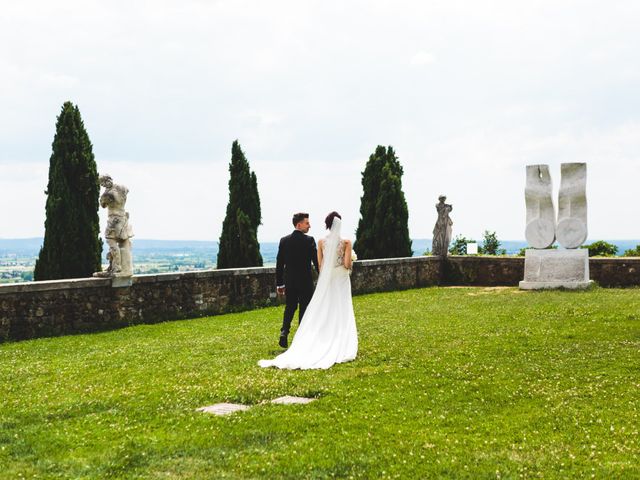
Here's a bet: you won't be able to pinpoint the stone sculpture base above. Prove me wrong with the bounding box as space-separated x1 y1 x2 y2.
519 248 592 290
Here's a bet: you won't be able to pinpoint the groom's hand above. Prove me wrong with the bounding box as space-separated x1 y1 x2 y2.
276 286 286 296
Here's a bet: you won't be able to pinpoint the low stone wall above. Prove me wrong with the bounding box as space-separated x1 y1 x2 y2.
589 257 640 287
443 256 524 286
0 257 440 342
1 255 639 342
0 267 278 342
441 256 640 287
350 256 442 294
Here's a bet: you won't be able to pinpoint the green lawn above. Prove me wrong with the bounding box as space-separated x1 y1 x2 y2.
1 287 639 479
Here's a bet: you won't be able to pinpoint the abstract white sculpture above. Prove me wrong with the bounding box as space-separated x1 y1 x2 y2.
520 163 591 290
556 163 588 249
524 164 556 249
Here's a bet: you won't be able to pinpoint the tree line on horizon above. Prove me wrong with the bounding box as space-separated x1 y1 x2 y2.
33 102 413 281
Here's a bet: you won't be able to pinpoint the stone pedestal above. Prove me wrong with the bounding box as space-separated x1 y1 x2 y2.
519 248 592 290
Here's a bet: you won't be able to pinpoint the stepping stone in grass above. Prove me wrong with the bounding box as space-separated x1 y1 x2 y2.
196 403 251 415
270 396 316 405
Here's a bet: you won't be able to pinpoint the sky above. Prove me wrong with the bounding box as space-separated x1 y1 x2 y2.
1 0 639 242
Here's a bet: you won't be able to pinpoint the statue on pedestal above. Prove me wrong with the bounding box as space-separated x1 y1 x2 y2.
94 174 134 278
432 195 453 257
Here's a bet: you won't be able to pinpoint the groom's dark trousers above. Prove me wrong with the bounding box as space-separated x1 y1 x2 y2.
276 230 319 335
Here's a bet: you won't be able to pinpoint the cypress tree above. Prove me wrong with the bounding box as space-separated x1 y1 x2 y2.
354 145 412 259
217 140 263 268
34 102 102 280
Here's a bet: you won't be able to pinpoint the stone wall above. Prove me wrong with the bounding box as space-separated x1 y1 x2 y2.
441 256 640 287
443 256 524 286
0 267 278 342
589 257 640 287
0 257 440 342
1 255 639 342
350 257 442 294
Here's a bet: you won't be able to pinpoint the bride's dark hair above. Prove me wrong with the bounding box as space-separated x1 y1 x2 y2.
325 211 342 229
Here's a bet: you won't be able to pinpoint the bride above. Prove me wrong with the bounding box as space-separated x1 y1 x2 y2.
258 212 358 370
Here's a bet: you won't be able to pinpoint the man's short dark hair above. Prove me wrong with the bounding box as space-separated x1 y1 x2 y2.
292 212 309 226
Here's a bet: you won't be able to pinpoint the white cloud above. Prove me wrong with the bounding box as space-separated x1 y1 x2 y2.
2 0 640 241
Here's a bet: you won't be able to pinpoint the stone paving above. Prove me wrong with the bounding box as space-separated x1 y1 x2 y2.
196 403 251 415
270 395 316 405
198 396 316 415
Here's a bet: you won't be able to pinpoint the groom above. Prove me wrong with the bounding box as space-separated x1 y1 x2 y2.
275 212 319 348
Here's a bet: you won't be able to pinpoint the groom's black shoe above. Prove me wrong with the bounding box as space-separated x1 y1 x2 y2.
279 332 288 348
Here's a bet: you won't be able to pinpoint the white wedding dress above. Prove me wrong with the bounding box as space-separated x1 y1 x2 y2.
258 217 358 370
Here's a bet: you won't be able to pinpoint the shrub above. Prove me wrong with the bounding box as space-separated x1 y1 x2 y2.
582 241 618 257
623 245 640 257
478 230 506 255
449 235 475 255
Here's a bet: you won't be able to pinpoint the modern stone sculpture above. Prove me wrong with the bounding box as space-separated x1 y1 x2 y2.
432 195 453 257
557 162 588 248
524 164 556 249
93 175 134 279
519 163 591 290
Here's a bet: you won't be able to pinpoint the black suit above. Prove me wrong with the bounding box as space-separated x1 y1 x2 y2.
276 230 319 335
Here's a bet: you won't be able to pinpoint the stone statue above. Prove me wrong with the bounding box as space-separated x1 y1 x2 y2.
94 174 134 277
432 195 453 256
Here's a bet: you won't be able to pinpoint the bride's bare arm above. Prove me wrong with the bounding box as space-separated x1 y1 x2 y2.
318 239 324 271
343 239 353 269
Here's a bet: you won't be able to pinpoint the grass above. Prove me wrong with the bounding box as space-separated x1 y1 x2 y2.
1 286 639 479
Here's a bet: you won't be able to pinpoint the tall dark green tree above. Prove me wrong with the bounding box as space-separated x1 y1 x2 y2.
217 140 263 268
34 102 102 280
354 145 412 259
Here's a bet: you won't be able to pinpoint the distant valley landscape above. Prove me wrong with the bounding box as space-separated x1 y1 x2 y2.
1 237 638 284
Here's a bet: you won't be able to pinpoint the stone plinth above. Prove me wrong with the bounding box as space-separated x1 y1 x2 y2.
519 249 592 290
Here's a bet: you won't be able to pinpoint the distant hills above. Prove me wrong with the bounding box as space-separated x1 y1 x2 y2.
2 237 639 258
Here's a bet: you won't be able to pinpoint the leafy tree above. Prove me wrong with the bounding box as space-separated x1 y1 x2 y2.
217 140 263 268
478 230 506 255
34 102 102 280
354 146 412 259
623 245 640 257
581 240 618 257
449 235 475 255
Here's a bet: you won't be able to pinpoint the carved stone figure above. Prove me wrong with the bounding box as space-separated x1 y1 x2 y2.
524 164 556 249
557 162 588 248
432 195 453 257
93 175 134 277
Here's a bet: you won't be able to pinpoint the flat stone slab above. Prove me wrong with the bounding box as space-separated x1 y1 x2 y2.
196 403 251 415
270 396 316 405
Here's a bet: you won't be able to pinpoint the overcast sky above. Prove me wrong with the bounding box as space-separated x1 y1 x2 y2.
1 0 639 242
